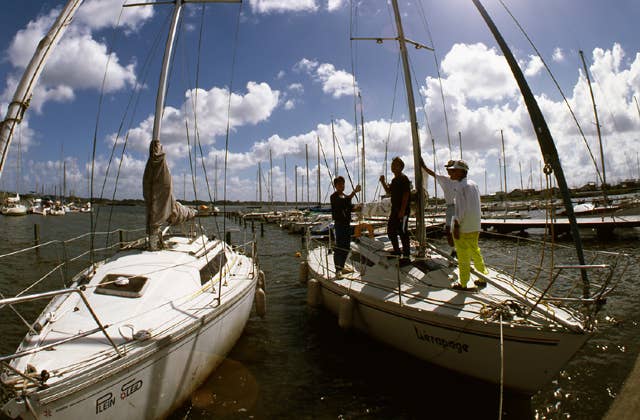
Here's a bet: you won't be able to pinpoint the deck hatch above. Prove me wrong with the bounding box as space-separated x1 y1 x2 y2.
95 274 149 298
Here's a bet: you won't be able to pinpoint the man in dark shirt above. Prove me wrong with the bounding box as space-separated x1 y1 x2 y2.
330 176 361 277
379 157 411 263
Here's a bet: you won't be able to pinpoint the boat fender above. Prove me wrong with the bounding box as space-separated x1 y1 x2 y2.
257 270 266 290
299 261 309 283
307 278 321 307
255 287 267 318
338 295 354 330
354 223 374 239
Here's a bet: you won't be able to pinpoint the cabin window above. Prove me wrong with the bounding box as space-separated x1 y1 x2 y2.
199 251 227 285
95 274 149 298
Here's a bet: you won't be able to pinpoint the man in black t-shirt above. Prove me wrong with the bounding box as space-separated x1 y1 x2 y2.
330 176 361 277
379 157 411 263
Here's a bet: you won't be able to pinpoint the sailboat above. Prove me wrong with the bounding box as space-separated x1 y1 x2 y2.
1 193 27 216
0 1 265 418
304 0 629 393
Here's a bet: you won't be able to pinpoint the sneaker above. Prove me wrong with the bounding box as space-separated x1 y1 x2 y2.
451 281 472 291
474 279 487 288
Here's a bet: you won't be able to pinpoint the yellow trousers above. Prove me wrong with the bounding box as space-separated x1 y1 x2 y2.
453 231 488 287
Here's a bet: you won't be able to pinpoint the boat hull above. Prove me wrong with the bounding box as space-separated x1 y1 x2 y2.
3 272 257 419
307 246 589 394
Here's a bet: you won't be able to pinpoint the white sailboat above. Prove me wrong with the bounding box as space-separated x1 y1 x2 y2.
304 0 629 394
0 1 265 418
1 193 27 216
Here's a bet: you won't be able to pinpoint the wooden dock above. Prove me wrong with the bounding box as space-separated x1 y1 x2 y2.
479 215 640 237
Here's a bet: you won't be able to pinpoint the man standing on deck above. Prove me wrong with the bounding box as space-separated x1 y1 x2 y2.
420 157 458 256
448 160 489 290
330 176 361 278
379 157 411 265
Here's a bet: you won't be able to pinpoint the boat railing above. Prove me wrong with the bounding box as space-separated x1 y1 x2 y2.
0 286 123 389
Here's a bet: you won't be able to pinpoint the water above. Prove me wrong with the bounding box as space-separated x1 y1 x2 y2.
0 206 638 419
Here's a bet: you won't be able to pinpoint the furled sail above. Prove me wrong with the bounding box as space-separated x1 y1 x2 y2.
143 140 195 237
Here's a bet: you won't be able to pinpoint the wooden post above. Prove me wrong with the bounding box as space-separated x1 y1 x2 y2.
119 229 124 249
225 231 231 245
34 224 40 256
260 223 264 237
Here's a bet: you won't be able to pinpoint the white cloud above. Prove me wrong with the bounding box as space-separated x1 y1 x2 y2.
524 55 544 77
552 47 565 62
295 58 356 98
327 0 345 12
248 0 318 14
438 43 517 103
2 5 142 113
77 0 154 32
284 99 295 110
276 70 286 79
121 81 280 155
288 83 304 93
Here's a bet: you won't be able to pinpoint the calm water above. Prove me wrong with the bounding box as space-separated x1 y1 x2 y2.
0 206 638 419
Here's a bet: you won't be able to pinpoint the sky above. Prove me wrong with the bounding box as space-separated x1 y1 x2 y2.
0 0 638 203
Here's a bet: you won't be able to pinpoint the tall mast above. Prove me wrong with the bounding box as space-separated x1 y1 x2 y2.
294 165 298 207
0 0 84 181
317 136 321 206
391 0 426 251
305 144 310 206
579 50 607 198
331 119 338 176
472 0 589 294
359 91 366 202
501 129 507 197
258 162 262 204
269 148 273 206
284 155 288 206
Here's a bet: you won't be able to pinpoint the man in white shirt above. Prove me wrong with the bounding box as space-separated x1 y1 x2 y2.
420 157 458 251
449 160 488 290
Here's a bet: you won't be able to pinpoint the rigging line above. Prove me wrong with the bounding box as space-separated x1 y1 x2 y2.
90 4 128 258
187 3 220 237
102 8 174 249
383 53 402 187
97 8 169 203
349 0 361 187
317 137 335 187
416 0 452 159
496 0 603 185
333 131 356 199
223 2 244 236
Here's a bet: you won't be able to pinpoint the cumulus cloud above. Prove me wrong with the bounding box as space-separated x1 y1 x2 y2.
121 81 280 155
524 55 544 77
248 0 318 14
2 3 145 114
294 58 356 98
327 0 346 12
552 47 565 62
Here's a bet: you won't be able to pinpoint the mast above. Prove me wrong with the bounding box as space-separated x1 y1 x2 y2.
214 156 218 203
500 129 507 197
331 119 338 176
317 136 321 206
0 0 84 181
458 131 463 159
359 92 366 202
284 155 288 206
258 162 262 204
472 0 589 294
579 50 608 198
391 0 426 252
294 165 298 207
305 143 310 207
269 148 273 207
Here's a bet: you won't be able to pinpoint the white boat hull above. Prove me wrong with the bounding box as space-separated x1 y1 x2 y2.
2 236 260 419
4 286 255 419
307 244 589 393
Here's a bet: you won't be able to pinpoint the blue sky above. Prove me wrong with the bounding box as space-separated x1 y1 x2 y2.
0 0 639 202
